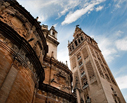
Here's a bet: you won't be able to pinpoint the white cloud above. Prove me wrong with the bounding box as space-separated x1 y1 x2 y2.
18 0 81 22
60 8 69 15
57 48 70 68
95 30 126 63
114 66 127 77
57 0 81 19
38 15 46 22
116 75 127 89
96 36 117 63
114 0 127 8
115 37 127 51
88 7 94 14
116 30 123 37
62 0 105 25
17 0 55 21
96 6 103 11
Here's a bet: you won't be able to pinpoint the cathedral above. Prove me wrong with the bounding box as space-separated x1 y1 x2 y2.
0 0 126 103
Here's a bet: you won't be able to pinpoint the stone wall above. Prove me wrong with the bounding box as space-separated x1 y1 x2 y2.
0 41 35 103
0 0 47 103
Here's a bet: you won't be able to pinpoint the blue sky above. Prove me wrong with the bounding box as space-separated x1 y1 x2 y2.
17 0 127 101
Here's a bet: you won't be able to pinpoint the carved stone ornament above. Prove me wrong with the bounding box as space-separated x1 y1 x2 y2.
0 8 28 38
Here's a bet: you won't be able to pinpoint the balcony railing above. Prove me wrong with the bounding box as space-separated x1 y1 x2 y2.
79 63 83 68
77 56 81 61
86 98 91 103
82 84 88 89
81 72 85 77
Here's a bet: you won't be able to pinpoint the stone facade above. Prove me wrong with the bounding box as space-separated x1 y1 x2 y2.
0 0 76 103
36 25 76 103
68 26 126 103
0 0 48 102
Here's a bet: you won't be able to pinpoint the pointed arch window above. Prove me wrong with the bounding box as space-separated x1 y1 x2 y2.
75 40 78 46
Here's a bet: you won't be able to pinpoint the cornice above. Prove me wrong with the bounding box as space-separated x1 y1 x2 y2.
39 83 76 103
46 35 59 46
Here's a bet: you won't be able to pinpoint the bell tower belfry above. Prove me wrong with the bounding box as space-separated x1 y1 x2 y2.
42 25 59 59
68 26 126 103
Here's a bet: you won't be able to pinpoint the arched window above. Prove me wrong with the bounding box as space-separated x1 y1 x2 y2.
75 40 78 46
52 31 55 36
69 47 72 51
81 36 83 40
78 38 81 43
72 44 74 49
87 96 89 99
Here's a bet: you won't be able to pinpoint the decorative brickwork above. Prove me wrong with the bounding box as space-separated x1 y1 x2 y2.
100 54 106 65
101 64 106 72
74 71 80 89
95 60 104 78
106 67 117 85
82 47 88 59
86 61 95 79
105 73 111 82
90 47 96 58
71 57 76 69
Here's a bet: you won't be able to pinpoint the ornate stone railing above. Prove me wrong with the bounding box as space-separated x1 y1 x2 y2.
44 56 72 77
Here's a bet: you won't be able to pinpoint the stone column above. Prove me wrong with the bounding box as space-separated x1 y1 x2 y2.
76 89 81 103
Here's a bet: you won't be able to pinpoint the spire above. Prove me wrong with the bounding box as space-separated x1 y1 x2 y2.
73 25 82 38
75 25 81 32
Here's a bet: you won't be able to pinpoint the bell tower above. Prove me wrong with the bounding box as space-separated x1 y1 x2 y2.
68 26 126 103
42 25 59 59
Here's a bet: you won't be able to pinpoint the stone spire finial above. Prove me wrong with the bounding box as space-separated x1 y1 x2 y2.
36 16 39 21
66 61 68 66
76 25 79 27
68 40 70 44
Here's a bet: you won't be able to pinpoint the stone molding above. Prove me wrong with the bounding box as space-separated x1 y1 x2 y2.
39 83 76 103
